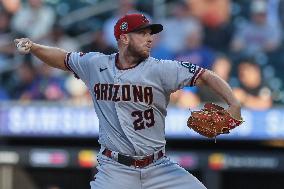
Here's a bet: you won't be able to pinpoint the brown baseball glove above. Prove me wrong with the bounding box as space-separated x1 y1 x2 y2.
187 103 243 138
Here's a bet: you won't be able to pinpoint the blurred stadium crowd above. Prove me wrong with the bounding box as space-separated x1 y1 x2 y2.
0 0 284 110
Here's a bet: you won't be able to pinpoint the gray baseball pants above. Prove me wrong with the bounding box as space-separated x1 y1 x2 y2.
90 153 207 189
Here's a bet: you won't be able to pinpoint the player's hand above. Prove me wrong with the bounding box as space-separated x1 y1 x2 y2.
14 38 33 54
226 103 242 121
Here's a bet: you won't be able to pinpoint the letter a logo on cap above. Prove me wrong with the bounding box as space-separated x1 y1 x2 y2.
120 22 128 31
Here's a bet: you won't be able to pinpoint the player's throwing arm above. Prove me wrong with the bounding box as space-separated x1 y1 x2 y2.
14 38 68 70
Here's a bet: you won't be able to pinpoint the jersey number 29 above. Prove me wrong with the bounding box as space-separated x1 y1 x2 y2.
131 108 155 130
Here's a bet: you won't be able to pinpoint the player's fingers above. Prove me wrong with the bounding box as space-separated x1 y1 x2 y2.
24 43 32 51
27 40 32 47
14 39 20 45
14 38 30 44
25 41 33 49
14 39 26 47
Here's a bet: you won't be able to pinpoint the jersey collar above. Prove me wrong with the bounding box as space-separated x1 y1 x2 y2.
115 53 146 70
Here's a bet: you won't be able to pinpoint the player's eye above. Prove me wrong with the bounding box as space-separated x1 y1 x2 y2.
137 30 146 35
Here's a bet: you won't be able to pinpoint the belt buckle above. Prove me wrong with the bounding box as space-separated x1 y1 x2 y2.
134 158 149 168
134 160 139 168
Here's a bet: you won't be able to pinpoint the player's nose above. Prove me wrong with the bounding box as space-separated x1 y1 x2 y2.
147 35 154 43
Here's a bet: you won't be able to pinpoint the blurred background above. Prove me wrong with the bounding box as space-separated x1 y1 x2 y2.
1 0 284 188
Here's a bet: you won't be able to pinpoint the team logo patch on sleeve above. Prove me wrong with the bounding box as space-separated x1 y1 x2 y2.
180 61 197 74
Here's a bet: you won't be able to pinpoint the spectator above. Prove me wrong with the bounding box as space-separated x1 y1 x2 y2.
1 0 21 13
81 30 117 55
198 55 233 102
233 59 272 110
11 0 56 39
170 87 200 109
0 9 12 35
150 34 174 60
9 61 66 101
188 0 234 52
231 0 282 55
158 1 200 53
203 22 234 53
174 22 215 69
186 0 231 28
35 63 67 101
41 23 80 52
103 0 149 48
9 61 37 100
65 75 91 105
0 9 15 70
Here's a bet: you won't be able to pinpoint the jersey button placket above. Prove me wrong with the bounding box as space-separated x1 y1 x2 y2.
114 73 121 83
114 77 119 83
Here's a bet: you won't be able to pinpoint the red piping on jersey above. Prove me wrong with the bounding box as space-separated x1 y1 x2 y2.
115 53 144 70
64 52 80 79
190 68 205 86
64 52 72 71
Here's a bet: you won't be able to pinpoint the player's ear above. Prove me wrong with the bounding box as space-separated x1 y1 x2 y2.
119 34 129 45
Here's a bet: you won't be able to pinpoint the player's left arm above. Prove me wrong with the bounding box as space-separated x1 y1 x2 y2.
195 69 242 120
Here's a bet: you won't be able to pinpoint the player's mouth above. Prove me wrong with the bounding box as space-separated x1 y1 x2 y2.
146 42 152 48
145 45 151 50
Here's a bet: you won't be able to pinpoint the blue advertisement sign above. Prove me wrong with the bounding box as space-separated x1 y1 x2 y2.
1 104 284 140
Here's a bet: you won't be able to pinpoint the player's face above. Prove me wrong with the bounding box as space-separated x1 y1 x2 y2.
127 28 153 59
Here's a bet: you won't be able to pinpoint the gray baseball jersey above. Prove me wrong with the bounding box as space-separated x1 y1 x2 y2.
65 52 204 156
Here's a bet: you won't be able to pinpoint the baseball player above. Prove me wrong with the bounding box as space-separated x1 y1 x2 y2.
15 14 242 189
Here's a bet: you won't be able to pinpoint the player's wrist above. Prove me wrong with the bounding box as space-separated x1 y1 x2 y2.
228 100 241 108
227 104 242 121
29 41 36 52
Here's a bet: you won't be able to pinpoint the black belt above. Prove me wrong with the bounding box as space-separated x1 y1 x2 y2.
102 148 164 168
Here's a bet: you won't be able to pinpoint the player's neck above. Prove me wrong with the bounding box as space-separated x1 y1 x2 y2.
117 52 144 69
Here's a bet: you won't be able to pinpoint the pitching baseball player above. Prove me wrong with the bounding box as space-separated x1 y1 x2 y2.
15 14 242 189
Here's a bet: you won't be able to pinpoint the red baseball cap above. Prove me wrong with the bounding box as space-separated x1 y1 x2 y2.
114 13 163 40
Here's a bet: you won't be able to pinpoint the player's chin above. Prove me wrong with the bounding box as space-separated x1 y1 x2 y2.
141 50 150 58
